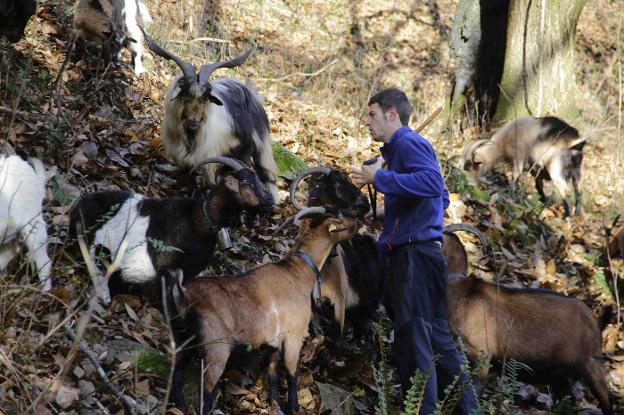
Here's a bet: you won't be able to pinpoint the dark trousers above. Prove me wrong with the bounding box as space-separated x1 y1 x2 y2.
389 242 477 415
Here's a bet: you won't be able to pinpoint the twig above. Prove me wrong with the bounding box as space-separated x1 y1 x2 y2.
0 105 44 118
63 322 137 413
416 105 443 132
252 59 338 82
162 275 177 413
604 217 622 325
50 33 77 125
171 37 230 44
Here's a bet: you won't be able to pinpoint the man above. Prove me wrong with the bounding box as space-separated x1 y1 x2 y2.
352 88 477 414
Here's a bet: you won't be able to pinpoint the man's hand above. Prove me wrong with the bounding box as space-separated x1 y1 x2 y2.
352 158 384 187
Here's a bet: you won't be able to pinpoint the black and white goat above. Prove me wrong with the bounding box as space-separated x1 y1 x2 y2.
1 155 52 291
0 0 36 42
463 116 586 216
73 0 152 75
142 31 279 200
68 157 274 304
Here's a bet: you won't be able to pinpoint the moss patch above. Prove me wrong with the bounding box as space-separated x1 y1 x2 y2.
272 141 307 180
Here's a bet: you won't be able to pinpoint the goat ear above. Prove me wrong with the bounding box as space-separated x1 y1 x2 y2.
568 137 587 150
223 175 240 192
207 93 223 106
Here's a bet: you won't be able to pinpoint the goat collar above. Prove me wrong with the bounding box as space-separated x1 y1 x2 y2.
448 272 466 281
202 200 221 231
295 250 324 307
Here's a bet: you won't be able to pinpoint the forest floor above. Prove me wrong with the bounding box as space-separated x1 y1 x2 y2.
0 0 623 414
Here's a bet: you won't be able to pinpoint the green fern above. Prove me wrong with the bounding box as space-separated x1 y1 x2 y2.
373 318 395 415
401 368 430 415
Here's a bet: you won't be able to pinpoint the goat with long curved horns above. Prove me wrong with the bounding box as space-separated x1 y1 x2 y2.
142 30 279 200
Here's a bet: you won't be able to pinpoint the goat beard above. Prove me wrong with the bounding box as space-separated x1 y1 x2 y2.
182 127 199 154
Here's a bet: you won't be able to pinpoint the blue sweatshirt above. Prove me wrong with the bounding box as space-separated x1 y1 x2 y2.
373 126 450 256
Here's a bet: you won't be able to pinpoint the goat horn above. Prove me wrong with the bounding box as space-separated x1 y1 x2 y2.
290 166 332 210
293 207 327 225
193 157 246 173
444 223 489 256
140 27 198 85
198 47 255 85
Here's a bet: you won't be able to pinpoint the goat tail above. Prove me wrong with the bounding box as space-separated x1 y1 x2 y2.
599 305 614 331
444 223 488 256
28 158 48 186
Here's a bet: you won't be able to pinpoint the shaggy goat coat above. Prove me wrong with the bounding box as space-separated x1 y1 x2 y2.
161 78 278 199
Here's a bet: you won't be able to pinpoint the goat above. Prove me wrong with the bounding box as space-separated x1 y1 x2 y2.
168 206 361 414
463 116 586 216
68 157 274 304
142 31 279 199
440 234 611 415
73 0 152 76
447 277 612 414
0 0 36 42
0 155 52 291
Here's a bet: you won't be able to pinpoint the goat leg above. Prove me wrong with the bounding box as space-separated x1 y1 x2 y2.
572 176 583 216
71 36 86 63
171 355 189 413
201 391 214 415
535 174 547 203
579 358 612 415
267 351 281 406
286 372 299 414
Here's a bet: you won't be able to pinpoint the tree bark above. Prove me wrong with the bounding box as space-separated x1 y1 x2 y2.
492 0 587 124
441 0 587 131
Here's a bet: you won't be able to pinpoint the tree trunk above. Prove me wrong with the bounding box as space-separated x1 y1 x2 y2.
492 0 587 125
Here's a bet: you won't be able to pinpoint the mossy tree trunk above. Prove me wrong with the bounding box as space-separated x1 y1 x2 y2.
428 0 588 134
492 0 587 125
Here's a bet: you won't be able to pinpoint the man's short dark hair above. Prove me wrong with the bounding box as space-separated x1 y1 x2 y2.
368 88 411 126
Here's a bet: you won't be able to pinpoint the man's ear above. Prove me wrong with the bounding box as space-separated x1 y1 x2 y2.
387 107 399 122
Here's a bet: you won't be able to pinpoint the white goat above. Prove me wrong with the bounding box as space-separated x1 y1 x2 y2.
0 155 52 290
74 0 153 76
463 116 586 216
143 31 279 200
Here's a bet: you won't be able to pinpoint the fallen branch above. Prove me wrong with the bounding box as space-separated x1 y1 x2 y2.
63 322 137 414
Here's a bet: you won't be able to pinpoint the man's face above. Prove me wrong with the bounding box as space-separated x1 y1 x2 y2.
365 103 392 142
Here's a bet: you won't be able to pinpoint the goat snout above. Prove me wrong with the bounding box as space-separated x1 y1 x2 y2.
184 119 201 132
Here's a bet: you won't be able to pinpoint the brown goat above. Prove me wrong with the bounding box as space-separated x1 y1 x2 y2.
171 208 361 414
447 278 611 414
442 233 611 413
